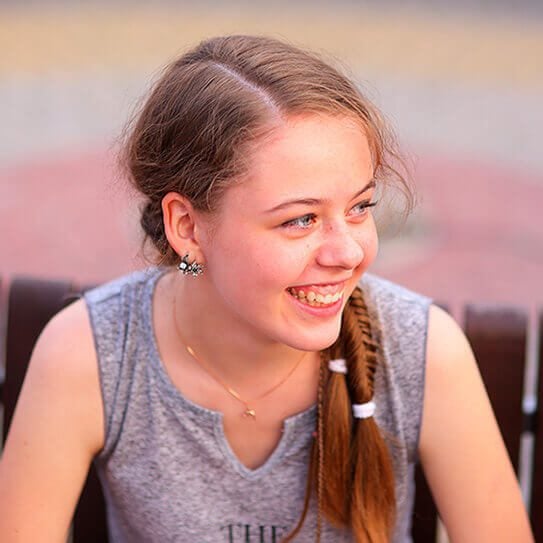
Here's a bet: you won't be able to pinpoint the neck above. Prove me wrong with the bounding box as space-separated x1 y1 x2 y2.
167 272 320 387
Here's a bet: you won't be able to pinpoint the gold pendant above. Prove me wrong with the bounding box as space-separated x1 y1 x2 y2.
243 408 256 419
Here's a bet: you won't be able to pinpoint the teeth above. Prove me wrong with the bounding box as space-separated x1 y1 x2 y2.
288 288 342 306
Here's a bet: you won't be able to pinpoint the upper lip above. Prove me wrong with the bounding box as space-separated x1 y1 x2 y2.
288 279 350 288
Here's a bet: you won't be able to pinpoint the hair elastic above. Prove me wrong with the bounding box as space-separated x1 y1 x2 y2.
352 401 376 419
328 358 347 374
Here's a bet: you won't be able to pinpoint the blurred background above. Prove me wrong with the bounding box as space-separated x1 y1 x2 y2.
1 1 542 309
0 1 542 539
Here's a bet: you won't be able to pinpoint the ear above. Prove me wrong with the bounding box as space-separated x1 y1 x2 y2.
161 192 207 263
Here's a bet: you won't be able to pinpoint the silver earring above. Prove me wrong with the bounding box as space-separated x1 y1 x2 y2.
177 253 204 276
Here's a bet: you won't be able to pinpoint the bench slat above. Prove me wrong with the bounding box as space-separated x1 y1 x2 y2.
412 464 438 542
464 304 527 471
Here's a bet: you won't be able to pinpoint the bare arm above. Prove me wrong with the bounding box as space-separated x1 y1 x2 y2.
0 299 104 542
419 304 534 542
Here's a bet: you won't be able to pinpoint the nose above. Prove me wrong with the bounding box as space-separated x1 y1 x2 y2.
315 221 365 270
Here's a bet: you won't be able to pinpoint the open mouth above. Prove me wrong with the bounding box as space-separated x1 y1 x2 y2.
286 287 343 307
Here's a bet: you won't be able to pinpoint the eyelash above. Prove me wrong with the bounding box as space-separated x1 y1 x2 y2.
281 200 378 229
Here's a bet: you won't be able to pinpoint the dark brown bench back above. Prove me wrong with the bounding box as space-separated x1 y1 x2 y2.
1 277 541 542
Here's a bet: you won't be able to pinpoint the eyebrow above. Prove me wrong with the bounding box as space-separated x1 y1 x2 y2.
264 179 376 214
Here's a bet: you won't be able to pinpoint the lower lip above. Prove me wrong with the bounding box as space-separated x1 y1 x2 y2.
287 291 344 317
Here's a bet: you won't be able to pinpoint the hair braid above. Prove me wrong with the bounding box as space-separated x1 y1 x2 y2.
284 285 397 542
344 286 396 542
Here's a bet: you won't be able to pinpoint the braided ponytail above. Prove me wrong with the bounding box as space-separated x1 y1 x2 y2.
344 286 396 542
284 286 396 543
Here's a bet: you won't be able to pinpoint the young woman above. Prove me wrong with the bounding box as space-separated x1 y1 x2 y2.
0 35 534 542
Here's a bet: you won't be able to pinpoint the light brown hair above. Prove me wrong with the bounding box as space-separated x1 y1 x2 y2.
121 34 413 542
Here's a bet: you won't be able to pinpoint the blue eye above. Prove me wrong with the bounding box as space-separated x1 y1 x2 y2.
280 200 378 230
351 200 378 216
281 214 317 229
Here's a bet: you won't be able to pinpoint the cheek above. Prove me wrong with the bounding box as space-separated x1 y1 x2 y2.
206 233 301 302
248 240 307 289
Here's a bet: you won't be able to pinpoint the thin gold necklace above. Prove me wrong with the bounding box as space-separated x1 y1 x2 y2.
173 294 307 420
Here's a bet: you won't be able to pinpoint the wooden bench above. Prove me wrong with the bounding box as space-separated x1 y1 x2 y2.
1 276 541 542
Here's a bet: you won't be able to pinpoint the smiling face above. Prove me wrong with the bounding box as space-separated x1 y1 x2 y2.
196 113 379 352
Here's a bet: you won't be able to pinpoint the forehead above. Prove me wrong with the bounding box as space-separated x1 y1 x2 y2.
228 114 374 211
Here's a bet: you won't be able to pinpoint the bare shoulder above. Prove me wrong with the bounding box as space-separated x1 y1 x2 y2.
424 303 473 362
29 296 104 450
34 297 97 372
418 304 534 542
0 297 104 541
5 296 105 453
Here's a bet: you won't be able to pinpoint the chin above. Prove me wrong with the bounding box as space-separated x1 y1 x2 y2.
284 324 342 353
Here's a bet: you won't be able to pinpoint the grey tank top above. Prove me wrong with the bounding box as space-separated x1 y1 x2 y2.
84 267 431 542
